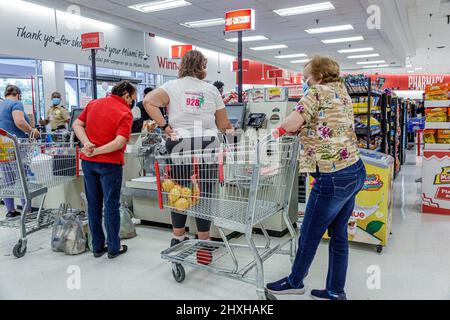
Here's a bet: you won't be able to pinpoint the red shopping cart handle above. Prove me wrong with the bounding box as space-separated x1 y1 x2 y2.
0 129 8 136
272 127 287 139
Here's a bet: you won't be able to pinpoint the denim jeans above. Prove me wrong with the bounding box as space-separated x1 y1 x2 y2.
82 160 123 254
288 159 366 295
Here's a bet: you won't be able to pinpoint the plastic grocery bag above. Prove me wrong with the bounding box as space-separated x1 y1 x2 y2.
63 215 87 255
29 153 53 185
120 205 137 239
51 214 68 252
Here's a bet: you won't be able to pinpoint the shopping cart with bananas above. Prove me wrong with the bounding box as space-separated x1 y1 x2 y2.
155 128 299 300
0 129 79 258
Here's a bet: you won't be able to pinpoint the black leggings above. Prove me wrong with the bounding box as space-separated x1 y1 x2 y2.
166 136 218 233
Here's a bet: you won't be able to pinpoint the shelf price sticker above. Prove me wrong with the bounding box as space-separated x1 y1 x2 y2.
183 91 205 113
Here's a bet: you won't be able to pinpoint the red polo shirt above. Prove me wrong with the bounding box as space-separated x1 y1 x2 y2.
78 95 132 165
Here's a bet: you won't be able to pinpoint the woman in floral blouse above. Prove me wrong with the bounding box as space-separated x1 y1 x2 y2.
267 55 366 300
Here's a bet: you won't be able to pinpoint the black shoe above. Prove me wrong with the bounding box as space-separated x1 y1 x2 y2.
311 289 347 300
170 237 190 247
93 247 108 258
108 245 128 259
6 211 21 220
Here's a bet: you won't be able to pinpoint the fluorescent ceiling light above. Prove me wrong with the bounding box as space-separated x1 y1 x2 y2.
322 36 364 44
290 59 310 64
406 64 412 68
274 2 335 16
250 44 288 51
305 24 354 34
225 35 268 43
362 64 389 69
129 0 191 13
181 18 224 28
415 67 423 70
356 60 386 65
407 70 414 73
338 47 374 53
275 53 307 59
347 53 380 59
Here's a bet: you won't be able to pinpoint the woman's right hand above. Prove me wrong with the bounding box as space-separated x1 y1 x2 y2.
165 125 178 140
30 128 40 139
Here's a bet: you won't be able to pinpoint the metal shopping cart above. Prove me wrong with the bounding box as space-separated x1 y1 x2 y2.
0 129 79 258
155 129 299 300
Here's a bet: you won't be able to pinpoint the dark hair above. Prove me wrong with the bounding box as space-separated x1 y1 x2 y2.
51 92 62 99
213 81 224 91
111 81 136 97
4 84 21 97
178 50 207 80
144 87 154 95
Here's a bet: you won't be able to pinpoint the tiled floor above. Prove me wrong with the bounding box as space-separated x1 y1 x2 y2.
1 152 450 300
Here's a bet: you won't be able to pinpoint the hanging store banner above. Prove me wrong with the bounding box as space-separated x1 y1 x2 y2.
368 74 450 91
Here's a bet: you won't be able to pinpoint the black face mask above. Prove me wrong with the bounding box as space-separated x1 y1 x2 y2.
129 99 135 109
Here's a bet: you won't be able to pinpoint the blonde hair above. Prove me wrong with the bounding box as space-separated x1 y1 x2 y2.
305 55 341 84
178 50 207 80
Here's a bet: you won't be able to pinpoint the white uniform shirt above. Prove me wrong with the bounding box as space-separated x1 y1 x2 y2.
160 76 225 138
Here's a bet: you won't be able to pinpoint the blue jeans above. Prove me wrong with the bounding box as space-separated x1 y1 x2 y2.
288 159 366 295
82 160 123 254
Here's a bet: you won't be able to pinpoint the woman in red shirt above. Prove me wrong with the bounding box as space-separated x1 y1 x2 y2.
72 81 135 259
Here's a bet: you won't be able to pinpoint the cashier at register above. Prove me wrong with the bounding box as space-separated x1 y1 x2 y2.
266 55 367 300
39 92 70 131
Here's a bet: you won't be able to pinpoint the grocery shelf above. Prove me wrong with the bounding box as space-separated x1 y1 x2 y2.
425 122 450 129
425 144 450 150
424 100 450 108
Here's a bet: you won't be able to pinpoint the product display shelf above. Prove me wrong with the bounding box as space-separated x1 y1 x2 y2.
425 123 450 130
346 77 387 151
424 100 450 108
388 96 402 177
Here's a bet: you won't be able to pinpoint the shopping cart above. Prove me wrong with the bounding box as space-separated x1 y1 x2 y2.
155 128 299 300
136 132 166 176
0 129 79 258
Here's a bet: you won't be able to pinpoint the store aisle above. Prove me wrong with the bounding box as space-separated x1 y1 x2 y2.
1 152 449 300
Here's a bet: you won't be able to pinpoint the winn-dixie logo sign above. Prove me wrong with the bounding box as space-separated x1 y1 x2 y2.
157 56 179 70
434 166 450 185
363 174 383 191
408 75 445 91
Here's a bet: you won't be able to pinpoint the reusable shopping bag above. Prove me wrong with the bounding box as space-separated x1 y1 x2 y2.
120 205 137 240
63 215 87 255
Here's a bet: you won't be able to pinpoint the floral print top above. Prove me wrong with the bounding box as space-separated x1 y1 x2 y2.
295 81 359 173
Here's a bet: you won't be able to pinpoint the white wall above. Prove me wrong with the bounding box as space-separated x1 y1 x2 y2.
42 61 66 111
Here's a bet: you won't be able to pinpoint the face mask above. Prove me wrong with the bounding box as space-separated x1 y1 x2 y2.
52 98 61 106
129 99 135 109
302 81 310 96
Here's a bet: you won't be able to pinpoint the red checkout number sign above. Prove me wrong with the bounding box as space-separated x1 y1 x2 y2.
171 45 193 59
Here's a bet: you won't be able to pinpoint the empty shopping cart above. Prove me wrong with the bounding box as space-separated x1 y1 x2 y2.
155 128 299 300
0 129 79 258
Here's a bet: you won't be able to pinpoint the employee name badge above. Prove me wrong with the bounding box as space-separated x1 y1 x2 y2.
183 91 205 113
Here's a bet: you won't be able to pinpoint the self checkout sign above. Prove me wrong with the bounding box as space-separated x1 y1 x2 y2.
225 9 255 32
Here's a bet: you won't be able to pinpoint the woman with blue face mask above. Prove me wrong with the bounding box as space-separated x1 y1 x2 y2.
39 92 70 131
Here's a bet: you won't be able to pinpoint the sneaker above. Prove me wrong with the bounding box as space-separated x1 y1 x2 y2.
266 277 305 295
6 211 21 220
311 289 347 300
170 237 189 247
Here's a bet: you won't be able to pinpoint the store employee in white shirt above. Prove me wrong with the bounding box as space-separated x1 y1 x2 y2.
144 50 232 261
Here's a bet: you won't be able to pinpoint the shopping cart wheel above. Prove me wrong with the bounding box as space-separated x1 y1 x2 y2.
172 263 185 283
376 245 383 254
264 289 277 301
13 240 27 258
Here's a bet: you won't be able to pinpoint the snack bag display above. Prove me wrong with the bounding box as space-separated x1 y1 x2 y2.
426 108 448 122
425 83 449 101
437 130 450 144
423 130 437 144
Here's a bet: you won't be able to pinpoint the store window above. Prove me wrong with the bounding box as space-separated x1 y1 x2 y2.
79 79 93 107
64 64 78 78
79 65 91 78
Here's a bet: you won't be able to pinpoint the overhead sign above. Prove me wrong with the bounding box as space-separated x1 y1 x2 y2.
268 69 283 79
232 60 250 72
225 9 255 33
367 74 450 91
170 44 192 59
81 32 104 50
